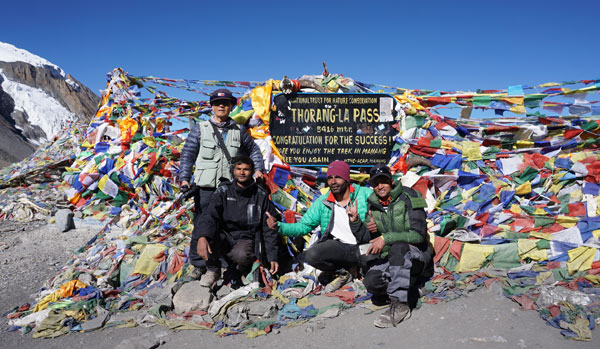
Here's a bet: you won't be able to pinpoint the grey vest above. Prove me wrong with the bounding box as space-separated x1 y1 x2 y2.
193 121 242 188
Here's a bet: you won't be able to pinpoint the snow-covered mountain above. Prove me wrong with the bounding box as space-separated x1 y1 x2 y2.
0 42 99 167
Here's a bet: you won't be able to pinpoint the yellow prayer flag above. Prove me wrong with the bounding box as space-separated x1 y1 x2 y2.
462 141 482 161
556 215 579 226
510 105 527 114
441 140 455 150
133 244 167 275
539 82 560 87
516 182 532 195
517 239 548 261
536 271 553 285
529 231 553 240
115 157 126 170
584 275 600 286
492 178 511 190
455 243 495 272
567 246 596 275
251 80 274 125
463 184 482 199
231 109 254 125
549 182 565 194
502 96 524 105
142 136 156 148
510 204 522 214
515 140 534 148
570 152 587 162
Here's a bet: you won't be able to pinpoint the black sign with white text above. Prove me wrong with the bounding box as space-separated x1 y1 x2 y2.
270 93 397 166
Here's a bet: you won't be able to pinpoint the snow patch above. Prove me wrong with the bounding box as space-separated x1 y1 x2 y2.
0 72 77 143
66 78 80 91
0 42 71 81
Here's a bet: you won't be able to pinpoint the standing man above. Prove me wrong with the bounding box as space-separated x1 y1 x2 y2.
363 164 434 328
179 89 265 278
195 156 278 286
267 160 372 292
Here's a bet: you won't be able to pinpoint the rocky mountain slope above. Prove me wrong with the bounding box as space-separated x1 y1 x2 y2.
0 42 99 168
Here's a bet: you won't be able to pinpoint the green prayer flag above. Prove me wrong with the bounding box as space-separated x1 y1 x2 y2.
473 95 491 107
490 243 522 270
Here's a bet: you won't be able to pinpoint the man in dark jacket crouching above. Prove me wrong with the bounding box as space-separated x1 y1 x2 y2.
194 155 278 287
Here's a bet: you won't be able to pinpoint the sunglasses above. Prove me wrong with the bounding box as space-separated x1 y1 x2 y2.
212 100 233 107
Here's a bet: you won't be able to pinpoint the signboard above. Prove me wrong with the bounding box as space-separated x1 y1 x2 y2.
269 93 396 166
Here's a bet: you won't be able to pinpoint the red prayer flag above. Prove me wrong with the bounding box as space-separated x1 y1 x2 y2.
567 202 586 216
563 129 583 139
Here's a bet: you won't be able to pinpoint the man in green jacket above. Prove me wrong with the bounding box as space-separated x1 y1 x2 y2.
363 164 434 328
267 160 372 292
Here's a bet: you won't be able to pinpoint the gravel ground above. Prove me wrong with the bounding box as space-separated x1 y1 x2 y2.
0 219 598 349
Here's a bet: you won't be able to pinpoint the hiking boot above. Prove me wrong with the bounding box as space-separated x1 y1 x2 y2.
188 266 206 281
374 299 411 328
199 269 221 287
324 269 351 293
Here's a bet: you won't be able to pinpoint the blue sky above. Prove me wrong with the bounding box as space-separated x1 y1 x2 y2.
2 0 599 100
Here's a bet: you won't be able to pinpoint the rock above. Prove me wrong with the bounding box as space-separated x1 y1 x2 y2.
247 298 282 318
77 273 94 285
216 284 233 298
144 285 172 308
55 209 75 232
172 281 213 313
81 307 110 332
226 303 248 327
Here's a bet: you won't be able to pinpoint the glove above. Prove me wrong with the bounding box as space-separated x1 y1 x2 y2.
181 183 196 200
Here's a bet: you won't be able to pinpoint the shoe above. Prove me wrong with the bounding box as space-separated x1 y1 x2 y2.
199 269 221 287
371 294 391 306
374 299 411 328
188 266 206 281
324 270 351 293
317 271 335 286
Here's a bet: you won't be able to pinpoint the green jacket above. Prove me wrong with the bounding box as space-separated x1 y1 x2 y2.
193 120 241 188
278 183 373 240
366 181 429 255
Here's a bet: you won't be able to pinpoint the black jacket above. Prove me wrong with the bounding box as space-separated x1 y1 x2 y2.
178 118 265 183
194 181 278 262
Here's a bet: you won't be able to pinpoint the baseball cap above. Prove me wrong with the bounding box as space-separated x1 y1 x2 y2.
369 164 392 183
209 88 237 106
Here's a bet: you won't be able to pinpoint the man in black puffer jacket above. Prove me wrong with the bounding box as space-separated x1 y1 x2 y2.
194 156 278 287
179 89 265 278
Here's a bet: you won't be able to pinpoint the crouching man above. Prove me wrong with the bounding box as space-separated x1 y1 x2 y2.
267 160 372 292
363 164 434 328
195 155 278 287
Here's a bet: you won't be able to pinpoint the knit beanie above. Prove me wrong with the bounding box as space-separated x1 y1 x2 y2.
326 160 350 183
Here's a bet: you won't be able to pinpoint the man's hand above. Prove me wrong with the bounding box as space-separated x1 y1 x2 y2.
180 181 193 199
366 210 378 234
367 236 385 255
265 211 279 230
346 200 358 222
269 261 279 275
196 237 212 261
254 170 264 180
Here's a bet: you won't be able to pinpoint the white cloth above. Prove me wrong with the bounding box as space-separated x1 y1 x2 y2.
330 202 357 245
